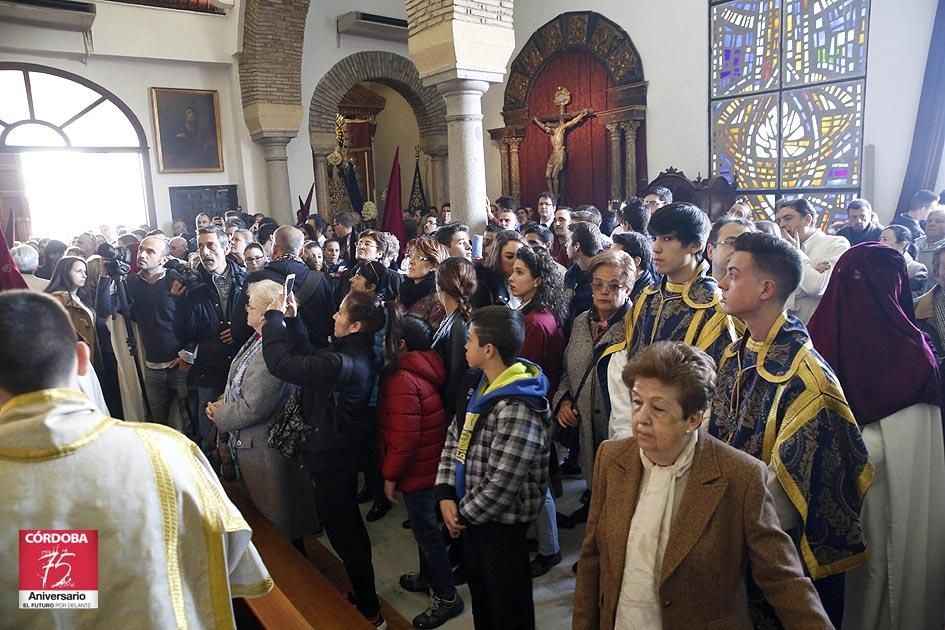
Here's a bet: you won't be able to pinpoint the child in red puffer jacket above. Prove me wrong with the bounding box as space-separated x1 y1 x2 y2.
377 310 464 628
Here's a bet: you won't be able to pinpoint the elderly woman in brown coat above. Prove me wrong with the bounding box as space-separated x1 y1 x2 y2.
206 279 317 542
573 342 832 630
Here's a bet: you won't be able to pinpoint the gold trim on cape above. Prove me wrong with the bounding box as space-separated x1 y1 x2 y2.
0 389 113 461
135 425 188 628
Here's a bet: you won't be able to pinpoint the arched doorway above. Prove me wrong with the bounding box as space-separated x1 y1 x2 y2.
490 12 647 210
308 51 447 219
0 63 155 241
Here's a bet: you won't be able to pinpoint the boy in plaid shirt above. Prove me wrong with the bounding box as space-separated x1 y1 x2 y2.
435 306 551 630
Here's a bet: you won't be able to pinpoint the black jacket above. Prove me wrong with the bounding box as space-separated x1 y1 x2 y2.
231 258 335 349
472 265 510 309
564 263 593 331
890 214 925 241
837 224 883 246
262 311 377 474
432 310 471 421
173 259 247 388
336 261 402 306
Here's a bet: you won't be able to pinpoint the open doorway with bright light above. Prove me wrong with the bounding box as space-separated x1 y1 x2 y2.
0 63 155 243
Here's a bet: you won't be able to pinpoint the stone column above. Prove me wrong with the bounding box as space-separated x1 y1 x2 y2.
623 121 641 198
432 77 493 232
498 140 511 197
254 133 294 224
312 151 330 219
507 137 523 204
606 123 623 200
407 2 514 234
422 142 449 207
243 103 302 224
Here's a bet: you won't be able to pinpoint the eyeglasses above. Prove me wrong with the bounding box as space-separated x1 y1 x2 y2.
408 254 432 262
357 240 378 249
245 255 266 263
713 237 739 248
591 281 626 293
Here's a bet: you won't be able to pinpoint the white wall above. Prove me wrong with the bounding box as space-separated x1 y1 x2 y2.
289 0 412 213
479 0 937 222
863 0 938 221
367 82 421 205
0 0 267 232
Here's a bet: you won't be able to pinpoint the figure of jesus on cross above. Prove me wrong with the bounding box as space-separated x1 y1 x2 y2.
532 86 594 198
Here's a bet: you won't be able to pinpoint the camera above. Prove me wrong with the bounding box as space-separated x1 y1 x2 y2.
97 243 132 278
163 258 204 291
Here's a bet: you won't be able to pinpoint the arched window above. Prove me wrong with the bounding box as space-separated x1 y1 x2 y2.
709 0 870 226
0 63 155 240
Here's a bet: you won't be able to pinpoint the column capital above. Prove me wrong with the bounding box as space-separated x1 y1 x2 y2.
605 122 623 135
243 103 302 139
433 77 493 97
621 120 641 136
506 137 523 150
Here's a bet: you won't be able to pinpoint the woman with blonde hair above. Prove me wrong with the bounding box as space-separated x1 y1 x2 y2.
206 279 317 542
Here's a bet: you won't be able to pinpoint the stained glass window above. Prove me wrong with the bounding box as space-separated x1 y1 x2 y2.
710 0 781 98
710 0 869 222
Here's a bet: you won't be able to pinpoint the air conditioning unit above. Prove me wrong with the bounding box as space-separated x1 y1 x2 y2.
337 11 408 44
0 0 96 32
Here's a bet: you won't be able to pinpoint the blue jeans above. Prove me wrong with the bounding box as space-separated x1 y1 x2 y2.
535 486 560 556
143 365 191 433
403 488 457 599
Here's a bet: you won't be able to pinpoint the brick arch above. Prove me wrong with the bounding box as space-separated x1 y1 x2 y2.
308 51 446 138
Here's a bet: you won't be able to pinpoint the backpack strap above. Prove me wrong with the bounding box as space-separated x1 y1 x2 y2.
294 269 324 304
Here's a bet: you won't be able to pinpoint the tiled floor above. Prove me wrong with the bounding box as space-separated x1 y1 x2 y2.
317 477 589 630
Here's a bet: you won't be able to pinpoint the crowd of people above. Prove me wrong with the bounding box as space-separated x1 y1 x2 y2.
3 186 945 630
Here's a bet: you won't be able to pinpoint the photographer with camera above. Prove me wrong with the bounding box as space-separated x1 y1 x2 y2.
171 226 247 454
231 225 334 350
96 236 195 432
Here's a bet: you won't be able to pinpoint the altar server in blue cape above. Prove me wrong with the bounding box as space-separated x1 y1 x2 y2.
709 232 872 628
607 202 737 439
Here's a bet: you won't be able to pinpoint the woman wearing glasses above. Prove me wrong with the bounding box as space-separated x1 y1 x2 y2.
339 230 400 305
552 251 636 529
243 243 268 273
398 236 449 329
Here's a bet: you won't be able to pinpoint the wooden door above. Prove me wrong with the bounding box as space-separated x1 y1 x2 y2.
0 153 31 242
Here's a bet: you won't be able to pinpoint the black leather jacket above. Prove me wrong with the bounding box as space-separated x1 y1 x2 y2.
173 258 247 388
262 311 377 474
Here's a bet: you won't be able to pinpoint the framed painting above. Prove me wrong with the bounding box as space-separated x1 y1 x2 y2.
150 87 223 173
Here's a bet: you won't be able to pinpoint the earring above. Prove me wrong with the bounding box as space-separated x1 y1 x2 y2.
685 429 692 434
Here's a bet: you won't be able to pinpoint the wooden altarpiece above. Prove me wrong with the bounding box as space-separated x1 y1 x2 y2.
489 11 648 205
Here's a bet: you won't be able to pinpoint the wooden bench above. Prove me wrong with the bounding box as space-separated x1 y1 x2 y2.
224 482 374 630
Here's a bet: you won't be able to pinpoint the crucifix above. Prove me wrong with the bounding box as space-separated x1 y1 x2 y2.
532 86 594 198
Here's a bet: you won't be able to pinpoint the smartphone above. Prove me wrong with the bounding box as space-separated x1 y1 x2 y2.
284 273 296 295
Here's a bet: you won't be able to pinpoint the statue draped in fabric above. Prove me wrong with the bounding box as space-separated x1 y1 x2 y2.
326 114 364 218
